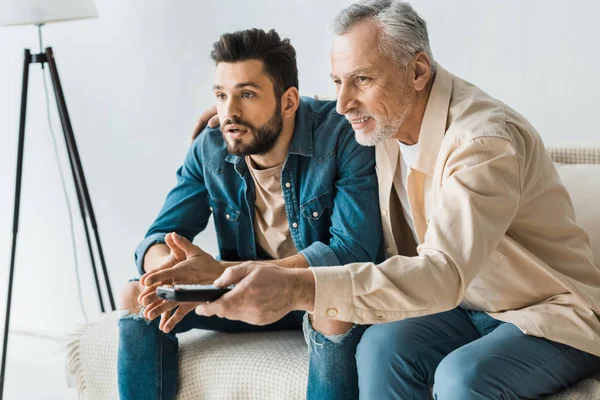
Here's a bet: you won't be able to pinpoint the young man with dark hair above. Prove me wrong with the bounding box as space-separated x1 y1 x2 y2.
117 28 382 399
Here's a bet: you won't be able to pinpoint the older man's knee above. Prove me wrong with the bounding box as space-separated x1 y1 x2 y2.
119 281 143 313
434 351 498 399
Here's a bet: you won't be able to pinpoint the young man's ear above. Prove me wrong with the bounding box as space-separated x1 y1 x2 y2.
281 87 300 117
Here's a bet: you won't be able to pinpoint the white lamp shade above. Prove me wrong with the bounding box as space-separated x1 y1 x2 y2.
0 0 98 27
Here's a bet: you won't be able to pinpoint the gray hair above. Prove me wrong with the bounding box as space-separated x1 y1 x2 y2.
333 0 435 72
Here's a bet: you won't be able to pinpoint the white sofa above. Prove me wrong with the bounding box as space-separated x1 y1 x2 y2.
66 147 600 399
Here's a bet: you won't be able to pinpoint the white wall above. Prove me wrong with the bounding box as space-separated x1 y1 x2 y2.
0 0 599 338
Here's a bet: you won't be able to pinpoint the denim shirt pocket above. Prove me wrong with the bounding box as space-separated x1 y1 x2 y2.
300 190 334 238
208 197 240 259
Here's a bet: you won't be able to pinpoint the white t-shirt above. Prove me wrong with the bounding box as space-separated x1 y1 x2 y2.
392 140 419 244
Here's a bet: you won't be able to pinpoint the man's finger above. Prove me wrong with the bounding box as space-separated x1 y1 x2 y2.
195 300 220 318
171 233 203 258
213 263 252 287
192 104 217 139
162 303 196 333
165 232 186 262
159 312 169 331
143 299 164 320
140 255 176 286
208 114 220 128
145 299 178 320
143 267 178 287
139 286 163 306
137 282 162 305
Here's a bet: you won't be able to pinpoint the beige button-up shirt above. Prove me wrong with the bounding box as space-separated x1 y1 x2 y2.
311 65 600 357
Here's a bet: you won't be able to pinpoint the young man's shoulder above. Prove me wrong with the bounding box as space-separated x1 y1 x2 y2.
188 126 230 171
298 97 360 153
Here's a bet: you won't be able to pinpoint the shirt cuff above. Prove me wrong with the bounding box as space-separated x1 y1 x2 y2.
134 233 167 276
299 241 340 267
310 265 353 321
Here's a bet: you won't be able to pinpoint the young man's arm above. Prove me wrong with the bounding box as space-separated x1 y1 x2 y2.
299 122 383 268
135 135 212 275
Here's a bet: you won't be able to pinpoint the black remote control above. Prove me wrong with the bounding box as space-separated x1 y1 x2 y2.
156 284 234 302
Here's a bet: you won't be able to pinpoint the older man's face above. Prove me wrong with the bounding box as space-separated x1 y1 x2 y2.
330 21 416 146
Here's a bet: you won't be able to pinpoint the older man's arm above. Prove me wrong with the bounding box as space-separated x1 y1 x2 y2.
198 136 522 326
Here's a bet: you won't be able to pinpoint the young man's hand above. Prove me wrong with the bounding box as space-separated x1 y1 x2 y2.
140 233 224 287
138 232 223 333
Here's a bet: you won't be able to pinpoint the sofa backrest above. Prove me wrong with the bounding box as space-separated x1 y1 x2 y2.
550 147 600 268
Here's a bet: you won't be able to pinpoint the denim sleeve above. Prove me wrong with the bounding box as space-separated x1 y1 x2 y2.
134 137 211 276
304 126 383 267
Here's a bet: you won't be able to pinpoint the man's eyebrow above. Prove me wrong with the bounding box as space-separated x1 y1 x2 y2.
212 82 262 90
330 68 376 80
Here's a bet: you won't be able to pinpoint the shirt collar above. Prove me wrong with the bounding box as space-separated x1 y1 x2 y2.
412 64 453 176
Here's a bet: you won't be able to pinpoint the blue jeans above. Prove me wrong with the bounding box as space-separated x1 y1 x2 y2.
118 306 366 400
355 307 600 399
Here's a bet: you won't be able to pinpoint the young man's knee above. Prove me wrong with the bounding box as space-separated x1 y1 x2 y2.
310 315 353 336
119 281 143 312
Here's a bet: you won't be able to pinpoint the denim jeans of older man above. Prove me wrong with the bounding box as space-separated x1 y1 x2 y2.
118 302 367 400
356 307 600 400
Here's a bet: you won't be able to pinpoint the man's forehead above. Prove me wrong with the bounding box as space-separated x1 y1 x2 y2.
330 22 385 76
214 60 271 89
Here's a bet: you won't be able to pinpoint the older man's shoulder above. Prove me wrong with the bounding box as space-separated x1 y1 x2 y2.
446 75 540 155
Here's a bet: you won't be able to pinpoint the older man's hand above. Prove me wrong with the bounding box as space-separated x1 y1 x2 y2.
195 262 316 326
192 104 219 140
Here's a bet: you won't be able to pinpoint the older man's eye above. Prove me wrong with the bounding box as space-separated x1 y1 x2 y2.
357 76 370 83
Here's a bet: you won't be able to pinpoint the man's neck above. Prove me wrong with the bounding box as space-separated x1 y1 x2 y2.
395 74 435 146
249 117 296 170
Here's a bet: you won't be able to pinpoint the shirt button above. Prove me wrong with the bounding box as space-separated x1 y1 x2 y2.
292 222 298 228
381 209 388 216
386 247 394 254
312 211 319 218
225 214 231 220
209 206 214 212
327 308 338 317
285 182 291 188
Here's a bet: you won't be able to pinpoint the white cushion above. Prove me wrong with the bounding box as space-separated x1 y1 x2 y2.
555 163 600 266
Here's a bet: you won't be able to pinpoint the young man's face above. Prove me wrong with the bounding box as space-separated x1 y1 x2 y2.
213 59 283 156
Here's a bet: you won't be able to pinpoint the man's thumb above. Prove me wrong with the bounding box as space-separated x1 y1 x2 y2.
214 264 251 287
172 232 202 257
165 233 186 261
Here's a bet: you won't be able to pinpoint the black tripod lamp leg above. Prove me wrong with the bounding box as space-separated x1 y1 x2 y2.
44 47 109 312
45 48 116 311
1 49 32 400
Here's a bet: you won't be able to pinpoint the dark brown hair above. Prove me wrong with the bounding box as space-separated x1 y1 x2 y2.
210 28 299 97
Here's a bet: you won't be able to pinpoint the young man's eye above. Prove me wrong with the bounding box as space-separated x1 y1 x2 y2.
216 93 226 100
242 92 255 98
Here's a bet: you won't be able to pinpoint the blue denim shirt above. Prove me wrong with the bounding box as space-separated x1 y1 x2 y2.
135 97 383 275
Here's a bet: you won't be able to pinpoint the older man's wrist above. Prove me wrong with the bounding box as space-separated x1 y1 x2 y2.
291 268 316 312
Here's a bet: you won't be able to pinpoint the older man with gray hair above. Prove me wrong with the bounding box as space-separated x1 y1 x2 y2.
190 0 600 398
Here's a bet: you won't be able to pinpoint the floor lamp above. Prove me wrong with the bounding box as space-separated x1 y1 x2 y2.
0 1 115 398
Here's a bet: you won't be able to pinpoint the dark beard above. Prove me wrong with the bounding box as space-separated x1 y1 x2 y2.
223 100 283 156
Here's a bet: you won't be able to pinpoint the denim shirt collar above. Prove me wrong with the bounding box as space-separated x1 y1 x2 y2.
224 99 314 165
